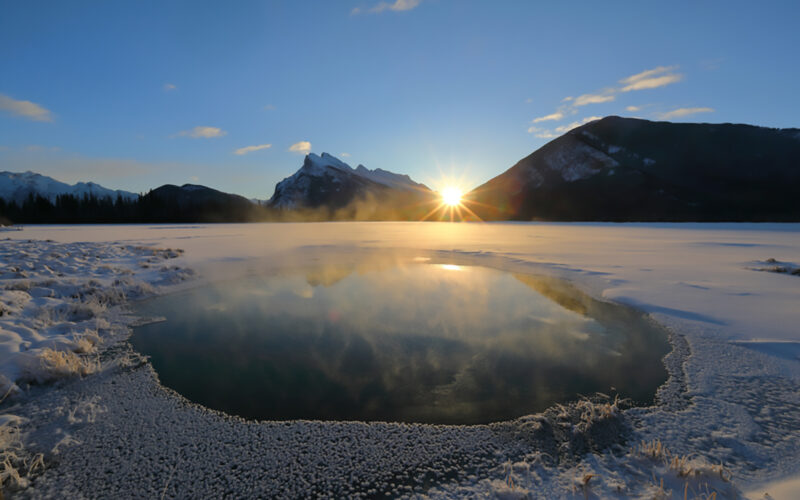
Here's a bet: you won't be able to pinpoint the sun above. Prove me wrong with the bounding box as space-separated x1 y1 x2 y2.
440 186 462 207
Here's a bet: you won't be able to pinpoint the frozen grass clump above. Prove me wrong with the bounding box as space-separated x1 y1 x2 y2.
111 277 155 299
497 394 629 465
5 280 32 292
19 348 99 385
0 418 44 491
632 439 739 499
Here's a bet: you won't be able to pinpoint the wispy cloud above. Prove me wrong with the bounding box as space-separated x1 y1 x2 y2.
233 143 272 155
0 93 54 122
289 141 311 154
657 107 714 120
532 112 564 123
619 66 683 92
527 127 558 139
352 0 421 15
263 104 275 111
573 93 615 107
340 152 351 157
163 83 177 91
527 64 688 135
554 116 602 134
176 126 227 139
528 116 602 139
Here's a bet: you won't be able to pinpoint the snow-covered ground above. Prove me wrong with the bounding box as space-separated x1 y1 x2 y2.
1 222 799 498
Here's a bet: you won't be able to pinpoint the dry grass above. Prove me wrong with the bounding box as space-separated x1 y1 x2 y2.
635 439 733 499
0 419 44 491
21 348 100 385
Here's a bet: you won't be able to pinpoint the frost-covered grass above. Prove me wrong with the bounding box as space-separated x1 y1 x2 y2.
0 238 192 495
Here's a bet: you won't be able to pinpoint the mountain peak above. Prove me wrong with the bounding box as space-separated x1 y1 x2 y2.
269 153 429 210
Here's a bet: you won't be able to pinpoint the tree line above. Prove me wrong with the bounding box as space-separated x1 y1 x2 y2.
0 192 273 224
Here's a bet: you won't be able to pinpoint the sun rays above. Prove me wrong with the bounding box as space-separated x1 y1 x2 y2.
419 183 484 222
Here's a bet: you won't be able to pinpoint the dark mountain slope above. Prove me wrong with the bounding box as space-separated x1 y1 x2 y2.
466 116 800 221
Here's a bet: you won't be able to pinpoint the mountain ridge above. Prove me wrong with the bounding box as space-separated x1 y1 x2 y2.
0 171 138 205
465 116 800 221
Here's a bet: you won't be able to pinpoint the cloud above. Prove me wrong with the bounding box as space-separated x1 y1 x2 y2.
554 116 603 134
189 176 199 183
263 104 275 111
573 93 615 107
530 116 602 139
164 83 177 91
527 127 558 139
620 66 683 92
233 143 272 155
340 152 351 157
532 112 564 123
0 93 54 122
525 98 533 104
354 0 421 15
657 107 714 120
527 64 687 136
177 126 227 139
289 141 311 154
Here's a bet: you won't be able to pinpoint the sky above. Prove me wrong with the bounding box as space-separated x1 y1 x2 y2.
1 1 799 198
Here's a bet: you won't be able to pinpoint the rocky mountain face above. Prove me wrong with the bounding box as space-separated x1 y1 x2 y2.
268 153 434 220
0 171 138 204
466 116 800 221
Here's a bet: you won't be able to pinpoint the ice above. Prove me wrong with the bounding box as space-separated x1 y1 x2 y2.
0 222 799 497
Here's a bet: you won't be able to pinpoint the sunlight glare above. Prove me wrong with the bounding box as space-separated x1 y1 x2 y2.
441 187 462 207
439 264 463 271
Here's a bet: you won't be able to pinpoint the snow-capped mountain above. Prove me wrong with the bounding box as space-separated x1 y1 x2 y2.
353 164 428 191
467 116 800 221
0 171 138 204
269 153 429 210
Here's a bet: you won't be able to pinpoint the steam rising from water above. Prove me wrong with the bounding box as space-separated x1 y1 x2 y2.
132 252 669 424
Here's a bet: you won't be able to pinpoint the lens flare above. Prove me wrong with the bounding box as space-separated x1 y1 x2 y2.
441 187 462 207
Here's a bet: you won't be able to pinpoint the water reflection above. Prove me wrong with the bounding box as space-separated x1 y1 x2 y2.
132 256 669 424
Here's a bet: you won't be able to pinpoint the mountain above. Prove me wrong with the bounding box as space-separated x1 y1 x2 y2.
465 116 800 221
0 171 138 204
268 153 433 219
139 184 259 222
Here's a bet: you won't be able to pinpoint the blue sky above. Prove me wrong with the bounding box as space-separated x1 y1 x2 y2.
1 1 799 198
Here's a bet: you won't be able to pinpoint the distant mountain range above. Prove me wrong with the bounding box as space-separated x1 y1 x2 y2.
2 117 799 223
0 171 138 204
465 116 800 221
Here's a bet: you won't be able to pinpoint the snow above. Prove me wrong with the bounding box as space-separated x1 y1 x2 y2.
0 171 137 204
1 222 800 498
354 164 428 190
542 140 619 181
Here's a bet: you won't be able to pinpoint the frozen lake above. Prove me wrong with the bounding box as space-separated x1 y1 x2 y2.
3 222 800 498
131 255 669 424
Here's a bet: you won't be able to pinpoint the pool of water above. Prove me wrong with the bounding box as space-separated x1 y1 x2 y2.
131 256 670 424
